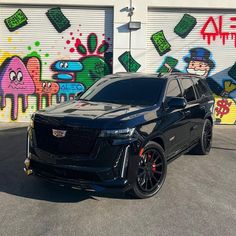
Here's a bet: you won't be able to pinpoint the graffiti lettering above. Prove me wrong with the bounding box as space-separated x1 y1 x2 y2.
57 83 84 103
201 16 236 47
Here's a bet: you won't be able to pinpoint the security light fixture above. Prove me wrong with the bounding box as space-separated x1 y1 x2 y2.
128 21 141 30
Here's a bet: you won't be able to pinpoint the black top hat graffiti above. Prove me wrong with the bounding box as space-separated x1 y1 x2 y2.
184 48 215 69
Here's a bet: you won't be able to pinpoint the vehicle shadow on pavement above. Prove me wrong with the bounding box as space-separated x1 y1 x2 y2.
211 146 236 152
0 127 129 203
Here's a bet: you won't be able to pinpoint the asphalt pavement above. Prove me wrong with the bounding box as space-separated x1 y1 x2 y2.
0 125 235 236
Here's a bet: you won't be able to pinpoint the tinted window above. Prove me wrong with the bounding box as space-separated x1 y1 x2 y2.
166 80 182 98
80 77 165 106
181 79 196 102
193 78 212 98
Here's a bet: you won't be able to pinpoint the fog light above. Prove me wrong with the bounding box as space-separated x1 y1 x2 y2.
24 168 33 175
24 158 30 169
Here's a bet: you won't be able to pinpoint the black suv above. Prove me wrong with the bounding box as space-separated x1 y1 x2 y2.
24 72 214 198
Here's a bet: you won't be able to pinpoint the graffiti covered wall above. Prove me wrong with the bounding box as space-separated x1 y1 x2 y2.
147 10 236 124
0 6 113 121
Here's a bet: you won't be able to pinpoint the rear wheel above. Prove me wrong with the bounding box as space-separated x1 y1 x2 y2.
129 141 167 199
191 119 213 155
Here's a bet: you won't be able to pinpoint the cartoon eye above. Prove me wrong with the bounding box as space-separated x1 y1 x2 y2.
60 62 64 68
17 71 23 81
64 62 68 68
48 82 51 88
42 82 46 88
9 71 16 81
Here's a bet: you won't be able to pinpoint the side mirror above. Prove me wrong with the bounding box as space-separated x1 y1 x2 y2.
74 91 83 100
167 97 187 109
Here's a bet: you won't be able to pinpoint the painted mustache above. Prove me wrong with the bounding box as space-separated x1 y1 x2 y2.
187 68 207 76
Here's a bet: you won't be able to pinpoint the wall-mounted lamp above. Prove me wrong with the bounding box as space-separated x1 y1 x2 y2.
128 21 141 30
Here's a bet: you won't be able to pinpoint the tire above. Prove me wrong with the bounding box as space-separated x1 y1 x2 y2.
128 141 167 199
190 119 213 155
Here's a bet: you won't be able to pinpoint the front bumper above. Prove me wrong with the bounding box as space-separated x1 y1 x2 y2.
24 127 140 192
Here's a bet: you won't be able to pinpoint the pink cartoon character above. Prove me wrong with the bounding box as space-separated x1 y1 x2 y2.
0 56 35 120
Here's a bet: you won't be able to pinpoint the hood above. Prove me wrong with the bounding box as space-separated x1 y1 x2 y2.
35 100 159 129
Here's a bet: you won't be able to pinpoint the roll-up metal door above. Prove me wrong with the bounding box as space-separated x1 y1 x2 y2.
0 5 113 122
147 9 236 124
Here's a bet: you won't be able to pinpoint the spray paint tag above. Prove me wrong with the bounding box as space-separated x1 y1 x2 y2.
46 7 71 33
4 9 28 32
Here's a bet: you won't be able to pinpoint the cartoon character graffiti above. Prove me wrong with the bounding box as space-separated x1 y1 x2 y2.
51 60 83 81
183 48 225 97
184 48 215 78
75 33 112 88
25 56 59 110
61 33 112 88
0 56 35 120
51 60 85 102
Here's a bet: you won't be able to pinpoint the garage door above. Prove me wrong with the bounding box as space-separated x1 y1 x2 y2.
147 9 236 124
0 5 113 122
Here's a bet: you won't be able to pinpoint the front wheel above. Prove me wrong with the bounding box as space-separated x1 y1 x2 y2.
128 141 167 199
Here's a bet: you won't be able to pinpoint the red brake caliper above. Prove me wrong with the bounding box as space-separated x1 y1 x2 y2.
152 163 156 171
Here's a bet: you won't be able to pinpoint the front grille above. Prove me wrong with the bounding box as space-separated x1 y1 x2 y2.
31 160 101 182
34 121 100 155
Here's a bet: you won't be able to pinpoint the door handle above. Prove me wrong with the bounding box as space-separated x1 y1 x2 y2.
184 110 191 116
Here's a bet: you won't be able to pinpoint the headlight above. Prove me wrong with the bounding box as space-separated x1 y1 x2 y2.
99 128 135 139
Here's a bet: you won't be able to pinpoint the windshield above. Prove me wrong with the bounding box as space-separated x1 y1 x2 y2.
80 77 165 106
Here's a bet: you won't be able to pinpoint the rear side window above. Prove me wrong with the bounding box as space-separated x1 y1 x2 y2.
193 78 212 98
181 79 196 102
166 80 182 98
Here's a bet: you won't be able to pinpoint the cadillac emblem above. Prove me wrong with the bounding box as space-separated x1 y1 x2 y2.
52 129 67 138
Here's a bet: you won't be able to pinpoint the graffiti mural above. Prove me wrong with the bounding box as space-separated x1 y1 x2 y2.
0 56 35 120
118 51 141 72
0 6 113 121
25 56 59 109
148 11 236 124
4 9 28 32
46 7 71 33
174 14 197 38
201 16 236 47
151 30 171 56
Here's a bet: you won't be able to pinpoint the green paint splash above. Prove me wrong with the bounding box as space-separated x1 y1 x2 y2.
25 51 41 60
35 41 40 47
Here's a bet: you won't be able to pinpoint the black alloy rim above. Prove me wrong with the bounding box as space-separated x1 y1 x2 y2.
137 148 165 193
203 123 212 151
